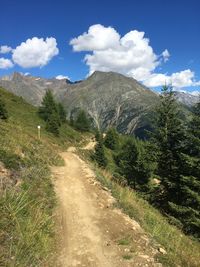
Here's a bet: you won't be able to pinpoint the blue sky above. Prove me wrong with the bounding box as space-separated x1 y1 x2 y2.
0 0 199 93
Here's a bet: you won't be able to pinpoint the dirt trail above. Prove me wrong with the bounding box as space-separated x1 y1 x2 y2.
52 145 162 267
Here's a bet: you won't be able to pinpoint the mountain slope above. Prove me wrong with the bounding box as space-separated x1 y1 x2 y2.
174 91 199 107
0 72 70 106
0 71 159 136
62 71 159 135
1 71 197 136
0 86 83 266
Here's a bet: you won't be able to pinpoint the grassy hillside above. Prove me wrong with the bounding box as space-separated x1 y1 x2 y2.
0 87 83 266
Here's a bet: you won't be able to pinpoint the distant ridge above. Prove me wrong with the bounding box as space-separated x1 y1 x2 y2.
0 71 197 136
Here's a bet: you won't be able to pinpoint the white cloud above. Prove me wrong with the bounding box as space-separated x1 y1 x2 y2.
0 45 13 54
56 75 70 80
144 69 199 88
70 24 120 51
70 25 168 81
12 37 59 68
70 24 200 88
162 49 170 62
190 90 200 96
0 58 14 69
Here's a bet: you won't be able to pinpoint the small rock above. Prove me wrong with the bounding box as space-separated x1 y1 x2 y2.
158 247 167 255
102 186 109 192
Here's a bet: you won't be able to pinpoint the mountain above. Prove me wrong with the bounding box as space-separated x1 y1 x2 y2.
61 71 159 135
0 71 159 136
174 91 199 107
3 71 198 136
0 72 70 106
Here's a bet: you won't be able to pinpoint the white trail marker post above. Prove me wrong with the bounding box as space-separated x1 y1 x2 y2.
38 125 41 140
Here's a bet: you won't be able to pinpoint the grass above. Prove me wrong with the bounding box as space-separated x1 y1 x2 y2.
122 254 133 260
93 168 200 267
117 236 132 246
0 87 84 266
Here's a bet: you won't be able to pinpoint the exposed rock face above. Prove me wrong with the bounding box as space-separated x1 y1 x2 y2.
0 72 70 106
61 71 158 135
1 71 197 136
174 91 199 107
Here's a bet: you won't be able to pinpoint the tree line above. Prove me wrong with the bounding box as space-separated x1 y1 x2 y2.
93 86 200 239
38 90 91 135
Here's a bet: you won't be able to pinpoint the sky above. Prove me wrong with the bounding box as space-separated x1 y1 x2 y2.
0 0 199 94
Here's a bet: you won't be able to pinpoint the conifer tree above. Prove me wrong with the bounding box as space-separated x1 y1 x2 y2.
115 138 152 190
93 138 107 168
150 86 200 237
74 110 90 132
46 111 60 136
150 85 186 207
175 99 200 237
94 129 102 142
0 97 8 120
57 102 66 123
38 90 58 121
104 128 119 150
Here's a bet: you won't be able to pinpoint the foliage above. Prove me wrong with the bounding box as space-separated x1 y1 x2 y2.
104 127 119 150
93 132 107 168
94 167 200 267
114 137 154 192
38 90 58 122
57 102 67 123
150 86 200 238
38 90 69 136
46 111 60 136
74 109 91 132
0 95 8 120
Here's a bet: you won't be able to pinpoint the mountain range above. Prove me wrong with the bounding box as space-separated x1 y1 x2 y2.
0 71 199 136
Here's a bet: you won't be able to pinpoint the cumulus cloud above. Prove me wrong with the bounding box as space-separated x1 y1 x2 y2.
190 91 200 96
144 69 199 88
56 75 70 80
70 25 168 81
70 24 200 88
70 24 120 51
0 58 14 69
12 37 59 68
0 45 13 54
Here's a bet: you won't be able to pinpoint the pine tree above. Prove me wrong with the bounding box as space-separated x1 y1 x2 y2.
175 98 200 237
57 102 66 123
0 97 8 120
150 85 186 207
38 90 58 121
74 110 90 132
94 129 102 142
46 111 60 136
93 139 107 168
104 128 119 150
115 138 152 191
150 86 200 238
